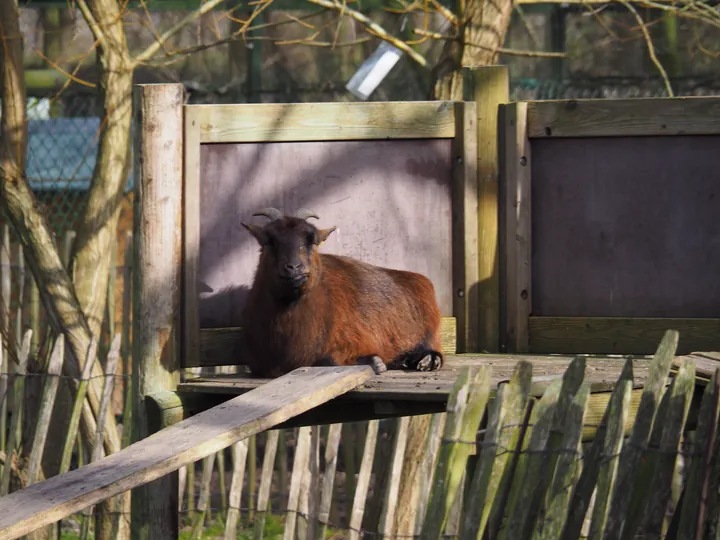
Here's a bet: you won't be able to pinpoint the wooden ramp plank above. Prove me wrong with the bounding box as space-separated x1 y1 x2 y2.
0 366 372 540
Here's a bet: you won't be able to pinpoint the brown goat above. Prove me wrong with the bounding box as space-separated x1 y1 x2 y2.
239 207 444 378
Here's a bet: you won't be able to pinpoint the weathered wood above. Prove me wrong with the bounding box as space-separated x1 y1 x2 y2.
414 414 446 534
131 82 185 539
378 416 410 538
502 378 564 540
677 368 720 538
198 316 457 368
253 430 279 540
190 453 216 538
641 358 695 537
121 232 133 449
27 336 65 484
586 379 632 540
59 339 98 474
93 335 121 462
284 426 311 540
0 226 10 461
499 102 531 353
183 104 202 370
348 419 380 540
461 361 533 539
180 355 653 402
526 97 720 138
451 101 479 352
316 424 341 540
224 440 249 540
0 366 373 540
603 330 678 539
189 101 456 143
0 331 31 496
422 366 491 538
466 65 509 353
535 382 590 539
529 316 720 355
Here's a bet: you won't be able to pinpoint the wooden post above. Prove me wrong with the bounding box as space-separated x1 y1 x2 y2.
463 66 509 353
131 83 185 539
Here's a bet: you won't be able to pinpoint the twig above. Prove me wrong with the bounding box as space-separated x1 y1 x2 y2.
305 0 429 66
133 0 231 64
618 0 674 96
33 49 96 88
413 28 568 58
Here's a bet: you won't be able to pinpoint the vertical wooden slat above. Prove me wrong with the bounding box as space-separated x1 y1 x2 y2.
378 416 410 538
348 419 380 540
59 339 98 474
422 366 492 538
677 368 720 537
254 429 280 540
460 361 533 539
586 380 632 540
604 330 678 539
191 453 217 538
451 101 479 353
414 413 447 535
183 107 201 369
0 225 9 462
14 245 24 345
0 330 31 495
131 82 185 539
224 440 249 540
27 336 65 484
466 65 509 353
285 426 312 540
121 232 133 449
317 423 342 539
499 102 532 353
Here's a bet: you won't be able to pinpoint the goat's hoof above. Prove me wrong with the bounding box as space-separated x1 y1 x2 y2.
370 356 388 375
416 353 443 372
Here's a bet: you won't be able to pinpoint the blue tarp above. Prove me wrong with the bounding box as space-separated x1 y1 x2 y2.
26 117 135 192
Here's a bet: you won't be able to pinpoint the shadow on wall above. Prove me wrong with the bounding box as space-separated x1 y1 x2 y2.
197 137 456 328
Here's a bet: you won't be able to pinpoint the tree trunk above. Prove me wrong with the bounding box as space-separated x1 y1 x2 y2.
431 0 514 100
70 1 135 538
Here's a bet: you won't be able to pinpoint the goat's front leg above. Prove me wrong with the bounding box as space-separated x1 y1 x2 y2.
356 355 387 375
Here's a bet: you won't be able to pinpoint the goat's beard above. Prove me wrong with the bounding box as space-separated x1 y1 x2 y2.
272 276 310 304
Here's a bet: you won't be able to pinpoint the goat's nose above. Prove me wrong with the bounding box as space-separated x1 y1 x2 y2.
284 262 303 272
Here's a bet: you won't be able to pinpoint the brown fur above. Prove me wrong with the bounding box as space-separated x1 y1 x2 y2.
239 215 443 378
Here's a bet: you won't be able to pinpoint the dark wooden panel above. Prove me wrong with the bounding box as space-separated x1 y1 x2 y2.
197 139 454 327
531 136 720 318
529 316 720 355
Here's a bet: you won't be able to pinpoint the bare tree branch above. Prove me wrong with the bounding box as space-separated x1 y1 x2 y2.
618 0 674 96
414 28 569 58
305 0 429 66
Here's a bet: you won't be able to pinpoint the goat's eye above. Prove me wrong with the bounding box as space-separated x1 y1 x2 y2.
307 234 316 245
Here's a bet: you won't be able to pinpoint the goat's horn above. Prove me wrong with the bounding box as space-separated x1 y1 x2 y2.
296 208 319 221
252 207 283 221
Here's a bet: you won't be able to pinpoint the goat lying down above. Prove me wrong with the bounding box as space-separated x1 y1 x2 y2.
239 207 444 378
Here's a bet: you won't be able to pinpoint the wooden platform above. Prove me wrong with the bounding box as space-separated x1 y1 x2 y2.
177 353 720 434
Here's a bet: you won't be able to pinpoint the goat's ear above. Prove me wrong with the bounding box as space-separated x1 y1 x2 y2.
316 226 337 244
241 222 269 245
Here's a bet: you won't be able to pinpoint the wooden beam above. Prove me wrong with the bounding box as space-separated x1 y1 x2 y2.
196 316 457 368
464 65 509 353
499 102 532 353
452 102 479 353
189 101 457 143
528 316 720 355
182 106 202 369
0 366 373 540
526 97 720 139
131 83 185 538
